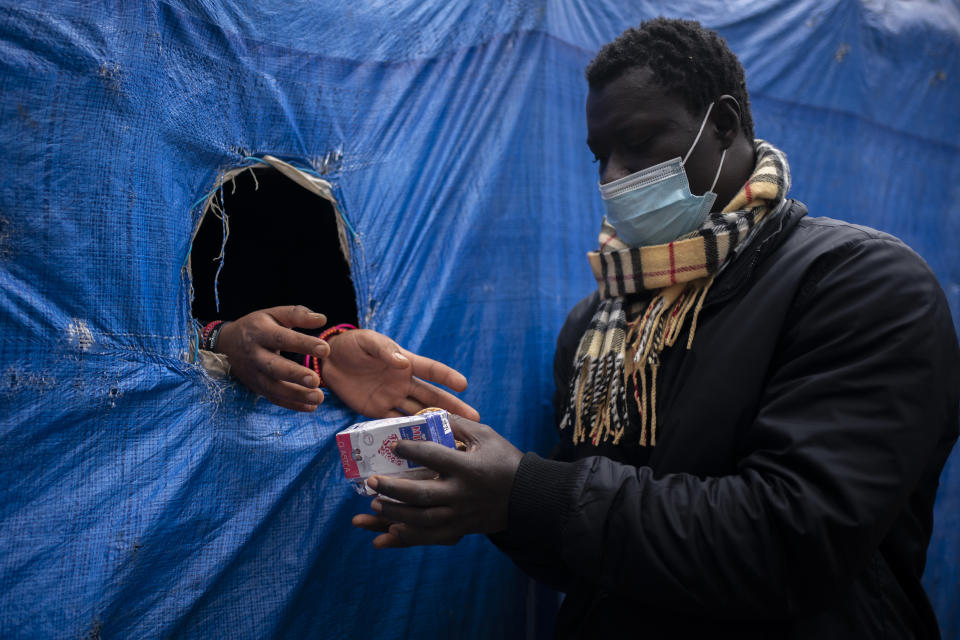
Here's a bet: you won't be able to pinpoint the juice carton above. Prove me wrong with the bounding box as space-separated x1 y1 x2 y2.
335 409 455 495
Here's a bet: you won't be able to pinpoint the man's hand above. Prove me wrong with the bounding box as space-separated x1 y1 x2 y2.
322 329 480 420
351 415 522 548
215 305 329 412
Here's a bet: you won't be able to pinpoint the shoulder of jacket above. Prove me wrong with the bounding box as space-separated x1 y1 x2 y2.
782 215 931 270
793 216 908 250
709 204 934 308
785 216 942 313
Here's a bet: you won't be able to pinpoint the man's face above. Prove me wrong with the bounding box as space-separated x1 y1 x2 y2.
586 66 723 198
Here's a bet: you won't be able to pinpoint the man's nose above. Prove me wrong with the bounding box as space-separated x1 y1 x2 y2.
600 158 632 185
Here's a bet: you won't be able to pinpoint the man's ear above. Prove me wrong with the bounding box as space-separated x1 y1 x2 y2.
713 94 742 150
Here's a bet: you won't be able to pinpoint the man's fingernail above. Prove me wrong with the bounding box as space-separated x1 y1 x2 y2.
314 343 329 358
367 477 379 490
392 352 408 362
309 312 325 319
371 499 382 513
302 375 315 387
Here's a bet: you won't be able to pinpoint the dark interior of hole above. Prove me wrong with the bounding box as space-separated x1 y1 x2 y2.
191 167 359 332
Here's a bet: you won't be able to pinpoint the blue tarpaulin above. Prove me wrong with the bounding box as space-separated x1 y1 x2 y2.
1 1 958 637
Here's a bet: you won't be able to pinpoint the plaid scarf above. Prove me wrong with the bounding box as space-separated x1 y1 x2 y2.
559 140 791 447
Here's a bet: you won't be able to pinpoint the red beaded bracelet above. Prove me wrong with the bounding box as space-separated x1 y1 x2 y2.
303 354 322 376
318 323 357 342
311 324 357 387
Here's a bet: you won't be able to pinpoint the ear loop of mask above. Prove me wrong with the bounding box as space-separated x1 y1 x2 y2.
681 102 715 166
709 149 726 194
682 101 727 195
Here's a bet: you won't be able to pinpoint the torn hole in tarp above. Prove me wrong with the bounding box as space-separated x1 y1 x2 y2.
186 155 360 376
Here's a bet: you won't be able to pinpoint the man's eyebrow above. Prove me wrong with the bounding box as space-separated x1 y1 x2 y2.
617 115 684 139
620 112 671 129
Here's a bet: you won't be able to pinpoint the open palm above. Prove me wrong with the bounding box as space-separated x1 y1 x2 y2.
322 329 479 421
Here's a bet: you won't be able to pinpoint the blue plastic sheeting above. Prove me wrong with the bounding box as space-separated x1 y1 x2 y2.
1 1 958 637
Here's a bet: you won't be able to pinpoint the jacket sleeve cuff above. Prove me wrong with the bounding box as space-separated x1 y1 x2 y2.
504 452 581 544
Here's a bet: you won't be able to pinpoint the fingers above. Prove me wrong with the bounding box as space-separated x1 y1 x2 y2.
408 378 480 421
258 351 322 389
396 398 427 416
267 305 328 330
390 438 465 476
262 396 320 412
270 398 321 412
371 435 465 477
353 516 440 549
370 526 445 548
351 513 393 533
356 330 410 370
373 499 456 529
351 330 476 417
256 376 324 411
241 336 326 411
367 474 454 506
217 307 335 413
407 353 468 392
371 532 404 548
265 325 330 359
380 523 462 547
447 413 488 443
364 332 468 393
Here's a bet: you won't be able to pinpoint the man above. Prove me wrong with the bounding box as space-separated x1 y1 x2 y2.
352 18 960 638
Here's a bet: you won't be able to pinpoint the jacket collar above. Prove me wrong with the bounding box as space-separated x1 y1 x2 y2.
706 199 808 308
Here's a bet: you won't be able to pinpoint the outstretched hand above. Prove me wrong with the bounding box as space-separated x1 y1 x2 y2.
351 415 522 548
215 305 329 412
323 329 480 421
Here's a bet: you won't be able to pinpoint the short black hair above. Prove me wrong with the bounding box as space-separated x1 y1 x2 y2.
586 17 754 139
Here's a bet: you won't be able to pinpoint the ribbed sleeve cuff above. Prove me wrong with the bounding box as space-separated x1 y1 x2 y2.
506 452 581 542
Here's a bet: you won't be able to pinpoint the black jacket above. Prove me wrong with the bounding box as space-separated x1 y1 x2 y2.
493 201 960 639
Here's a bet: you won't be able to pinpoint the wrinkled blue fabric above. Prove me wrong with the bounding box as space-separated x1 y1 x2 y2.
0 2 958 638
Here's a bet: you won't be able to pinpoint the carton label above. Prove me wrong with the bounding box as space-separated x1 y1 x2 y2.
336 432 361 480
335 410 456 481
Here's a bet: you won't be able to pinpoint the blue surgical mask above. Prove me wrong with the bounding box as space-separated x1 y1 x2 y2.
599 102 726 247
